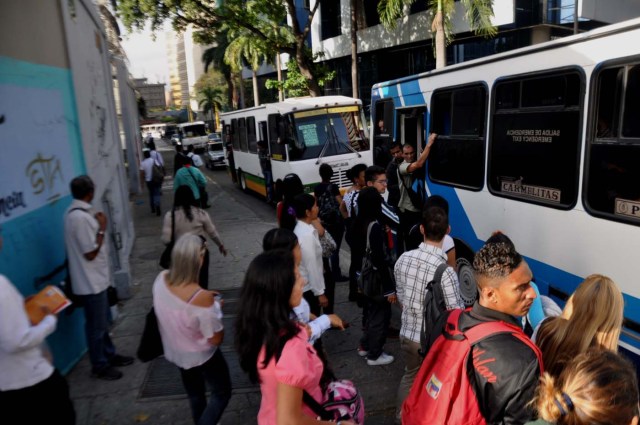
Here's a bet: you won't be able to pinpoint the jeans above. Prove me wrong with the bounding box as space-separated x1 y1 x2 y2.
360 297 391 359
179 350 232 425
78 289 116 372
396 337 422 421
146 181 161 211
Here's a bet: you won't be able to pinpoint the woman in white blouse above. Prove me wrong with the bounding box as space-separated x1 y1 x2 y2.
153 233 231 425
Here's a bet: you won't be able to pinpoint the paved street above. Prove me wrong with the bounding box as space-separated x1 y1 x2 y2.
66 140 404 424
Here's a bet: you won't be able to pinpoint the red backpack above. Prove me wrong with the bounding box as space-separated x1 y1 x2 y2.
402 309 543 425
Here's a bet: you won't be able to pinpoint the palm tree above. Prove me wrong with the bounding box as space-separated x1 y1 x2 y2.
198 86 226 132
224 34 270 107
202 30 240 109
378 0 497 68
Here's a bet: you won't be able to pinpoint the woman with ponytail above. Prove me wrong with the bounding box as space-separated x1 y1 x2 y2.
526 349 639 425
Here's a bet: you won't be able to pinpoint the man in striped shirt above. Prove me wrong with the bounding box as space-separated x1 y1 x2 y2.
393 205 465 421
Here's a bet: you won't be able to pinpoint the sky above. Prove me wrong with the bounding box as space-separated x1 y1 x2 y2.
119 24 171 86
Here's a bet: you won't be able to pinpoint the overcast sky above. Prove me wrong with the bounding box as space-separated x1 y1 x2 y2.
120 23 171 86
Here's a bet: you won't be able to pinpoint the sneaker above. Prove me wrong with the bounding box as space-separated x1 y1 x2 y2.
92 366 123 381
357 346 368 357
109 354 134 367
367 352 394 366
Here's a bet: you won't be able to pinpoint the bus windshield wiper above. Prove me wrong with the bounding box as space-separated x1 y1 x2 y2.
316 109 361 164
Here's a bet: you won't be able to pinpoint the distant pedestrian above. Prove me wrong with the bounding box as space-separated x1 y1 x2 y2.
0 228 76 424
162 186 227 289
173 144 193 176
186 144 204 168
235 250 356 425
139 149 163 215
314 163 346 282
147 139 164 168
153 234 231 425
64 175 134 380
174 163 209 208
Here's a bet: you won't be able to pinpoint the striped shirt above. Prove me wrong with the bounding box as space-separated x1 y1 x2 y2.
394 242 465 343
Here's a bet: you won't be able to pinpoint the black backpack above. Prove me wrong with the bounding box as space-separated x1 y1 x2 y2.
419 262 449 356
318 184 342 226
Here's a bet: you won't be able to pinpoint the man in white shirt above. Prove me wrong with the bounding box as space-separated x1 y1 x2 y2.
139 149 163 216
186 144 204 168
393 205 465 420
0 228 76 423
64 175 133 380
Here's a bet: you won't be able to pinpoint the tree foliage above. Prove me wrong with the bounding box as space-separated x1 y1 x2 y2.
266 53 336 99
377 0 497 68
116 0 330 96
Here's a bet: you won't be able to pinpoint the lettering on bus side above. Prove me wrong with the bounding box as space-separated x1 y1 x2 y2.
615 199 640 219
501 179 561 203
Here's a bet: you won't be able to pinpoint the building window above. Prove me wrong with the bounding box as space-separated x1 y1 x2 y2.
429 83 487 190
584 61 640 224
489 69 583 208
321 0 342 40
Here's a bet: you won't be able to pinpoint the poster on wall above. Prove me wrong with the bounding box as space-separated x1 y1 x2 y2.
0 84 76 224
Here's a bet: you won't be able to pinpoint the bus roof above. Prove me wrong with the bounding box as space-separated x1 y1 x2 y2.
221 96 362 118
178 121 206 127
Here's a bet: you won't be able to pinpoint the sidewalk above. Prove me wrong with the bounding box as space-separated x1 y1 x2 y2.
66 144 403 424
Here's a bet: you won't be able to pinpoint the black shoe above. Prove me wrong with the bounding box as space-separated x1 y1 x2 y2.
92 366 123 381
109 354 134 367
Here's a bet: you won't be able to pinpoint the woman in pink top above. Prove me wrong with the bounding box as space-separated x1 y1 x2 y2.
235 250 355 425
153 234 231 425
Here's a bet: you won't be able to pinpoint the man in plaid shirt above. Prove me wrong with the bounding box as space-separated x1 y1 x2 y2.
393 205 465 421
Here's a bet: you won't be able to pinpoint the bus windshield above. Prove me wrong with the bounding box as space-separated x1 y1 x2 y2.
288 107 369 161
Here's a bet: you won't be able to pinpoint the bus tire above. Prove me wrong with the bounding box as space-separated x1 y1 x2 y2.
238 170 248 192
454 238 478 307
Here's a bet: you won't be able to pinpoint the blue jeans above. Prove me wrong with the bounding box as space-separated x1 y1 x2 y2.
146 181 161 211
179 349 231 425
79 289 116 372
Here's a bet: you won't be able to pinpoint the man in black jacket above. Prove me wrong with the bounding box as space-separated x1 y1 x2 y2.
426 235 541 425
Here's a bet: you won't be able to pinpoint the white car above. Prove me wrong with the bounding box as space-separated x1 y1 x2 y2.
205 140 226 169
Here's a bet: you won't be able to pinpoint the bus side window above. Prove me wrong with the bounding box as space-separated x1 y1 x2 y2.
231 119 240 151
268 114 287 161
489 70 583 209
238 118 248 152
585 63 640 224
429 84 486 190
247 116 258 153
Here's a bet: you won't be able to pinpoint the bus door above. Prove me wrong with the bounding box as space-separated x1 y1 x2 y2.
396 106 427 154
373 99 395 166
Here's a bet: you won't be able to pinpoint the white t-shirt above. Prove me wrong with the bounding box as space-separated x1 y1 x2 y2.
140 157 155 182
187 152 204 168
443 234 455 253
0 275 56 391
64 199 111 295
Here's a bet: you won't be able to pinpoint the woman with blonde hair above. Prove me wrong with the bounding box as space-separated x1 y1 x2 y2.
153 233 231 424
535 274 623 377
526 349 639 425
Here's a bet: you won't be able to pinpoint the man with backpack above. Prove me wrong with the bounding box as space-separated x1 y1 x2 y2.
397 133 436 252
314 163 347 282
402 235 542 425
393 206 465 422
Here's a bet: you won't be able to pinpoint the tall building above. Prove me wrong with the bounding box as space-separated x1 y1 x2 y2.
133 77 166 110
166 26 211 113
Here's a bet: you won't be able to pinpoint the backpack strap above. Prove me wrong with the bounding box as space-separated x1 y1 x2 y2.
420 262 450 352
365 221 376 254
463 319 544 374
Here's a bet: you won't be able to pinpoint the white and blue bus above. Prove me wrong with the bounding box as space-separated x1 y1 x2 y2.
221 96 372 198
370 18 640 365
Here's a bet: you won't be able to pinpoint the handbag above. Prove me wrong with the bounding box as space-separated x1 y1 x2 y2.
357 222 385 298
319 230 337 258
159 209 175 269
136 307 164 362
151 163 165 185
303 380 365 424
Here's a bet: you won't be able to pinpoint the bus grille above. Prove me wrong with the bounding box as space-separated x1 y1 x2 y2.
330 169 350 188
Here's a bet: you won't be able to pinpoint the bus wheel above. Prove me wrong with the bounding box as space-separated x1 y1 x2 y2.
239 170 248 192
454 238 478 307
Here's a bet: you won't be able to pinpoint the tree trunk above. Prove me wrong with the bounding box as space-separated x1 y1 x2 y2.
276 53 284 101
252 70 260 106
229 72 239 109
296 39 322 97
433 3 446 69
350 0 359 99
356 0 367 30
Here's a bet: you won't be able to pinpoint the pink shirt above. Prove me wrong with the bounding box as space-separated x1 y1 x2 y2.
257 328 324 424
